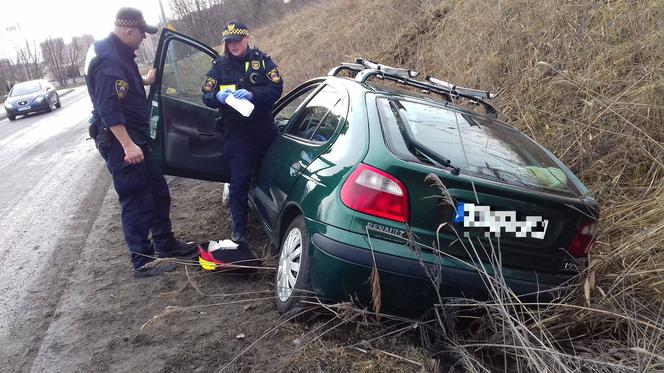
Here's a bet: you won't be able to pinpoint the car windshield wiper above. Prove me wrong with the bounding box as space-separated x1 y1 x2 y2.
392 101 460 175
414 146 461 175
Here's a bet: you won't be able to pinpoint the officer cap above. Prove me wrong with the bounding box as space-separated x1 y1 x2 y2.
221 21 249 42
114 7 159 34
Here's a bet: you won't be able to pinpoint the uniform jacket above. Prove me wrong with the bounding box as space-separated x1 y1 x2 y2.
201 48 283 131
85 33 149 145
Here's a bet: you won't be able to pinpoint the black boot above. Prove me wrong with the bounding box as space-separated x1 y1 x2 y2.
155 240 198 258
132 260 177 278
231 232 248 245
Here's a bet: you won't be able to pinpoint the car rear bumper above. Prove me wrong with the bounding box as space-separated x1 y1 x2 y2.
307 222 574 314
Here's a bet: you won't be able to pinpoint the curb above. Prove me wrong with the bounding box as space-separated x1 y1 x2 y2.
0 87 78 121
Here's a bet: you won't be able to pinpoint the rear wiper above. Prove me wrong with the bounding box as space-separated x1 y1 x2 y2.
414 145 461 176
393 102 460 175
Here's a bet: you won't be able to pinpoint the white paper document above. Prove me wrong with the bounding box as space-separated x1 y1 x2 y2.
226 94 255 117
208 239 239 252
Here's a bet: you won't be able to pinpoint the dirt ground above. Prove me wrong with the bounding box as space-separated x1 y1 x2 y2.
6 177 434 373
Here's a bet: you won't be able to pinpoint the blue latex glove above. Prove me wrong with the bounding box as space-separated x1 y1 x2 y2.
232 89 254 101
216 88 232 104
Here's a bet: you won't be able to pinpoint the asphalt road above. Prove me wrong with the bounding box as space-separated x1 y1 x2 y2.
0 86 111 364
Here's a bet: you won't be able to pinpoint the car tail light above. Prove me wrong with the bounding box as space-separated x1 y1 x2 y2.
340 164 409 223
569 221 598 257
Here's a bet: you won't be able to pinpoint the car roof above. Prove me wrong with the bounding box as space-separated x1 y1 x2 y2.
326 75 507 126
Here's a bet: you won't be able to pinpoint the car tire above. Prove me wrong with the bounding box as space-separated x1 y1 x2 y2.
222 183 230 207
275 215 313 316
46 99 53 112
8 115 16 121
55 95 61 108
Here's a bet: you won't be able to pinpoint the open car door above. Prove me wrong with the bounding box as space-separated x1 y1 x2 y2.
147 29 230 182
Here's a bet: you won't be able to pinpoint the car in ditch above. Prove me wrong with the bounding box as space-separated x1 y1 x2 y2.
4 79 62 121
147 29 599 315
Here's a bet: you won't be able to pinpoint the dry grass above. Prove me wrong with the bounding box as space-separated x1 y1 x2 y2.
248 0 664 371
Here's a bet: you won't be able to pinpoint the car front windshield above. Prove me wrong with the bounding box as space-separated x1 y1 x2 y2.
10 81 42 97
377 97 581 195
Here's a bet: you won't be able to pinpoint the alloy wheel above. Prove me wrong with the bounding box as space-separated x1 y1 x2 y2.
276 227 302 302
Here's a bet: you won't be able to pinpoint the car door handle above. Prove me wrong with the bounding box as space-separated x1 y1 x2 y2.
290 161 305 176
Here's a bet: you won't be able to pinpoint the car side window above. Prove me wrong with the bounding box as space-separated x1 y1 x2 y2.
286 86 343 141
310 99 344 143
160 39 214 105
274 85 319 127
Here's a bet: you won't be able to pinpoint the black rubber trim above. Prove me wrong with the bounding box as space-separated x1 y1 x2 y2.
311 232 560 296
311 233 438 279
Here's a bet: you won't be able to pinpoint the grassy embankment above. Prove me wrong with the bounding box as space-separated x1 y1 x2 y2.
243 0 663 370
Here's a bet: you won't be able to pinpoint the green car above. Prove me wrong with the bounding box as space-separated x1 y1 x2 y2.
148 30 599 314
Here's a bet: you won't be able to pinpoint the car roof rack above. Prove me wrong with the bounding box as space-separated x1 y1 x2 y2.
328 58 498 116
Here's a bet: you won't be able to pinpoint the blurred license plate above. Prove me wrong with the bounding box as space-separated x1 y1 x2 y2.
454 202 549 239
18 106 31 111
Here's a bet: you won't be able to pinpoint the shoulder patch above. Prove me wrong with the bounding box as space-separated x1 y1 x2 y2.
115 80 129 99
267 67 281 84
203 76 218 92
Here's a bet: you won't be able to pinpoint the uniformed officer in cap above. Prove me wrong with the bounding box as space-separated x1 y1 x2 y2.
201 21 283 256
85 7 197 277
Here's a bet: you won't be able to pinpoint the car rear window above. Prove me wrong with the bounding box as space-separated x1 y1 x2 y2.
10 81 42 97
377 97 581 195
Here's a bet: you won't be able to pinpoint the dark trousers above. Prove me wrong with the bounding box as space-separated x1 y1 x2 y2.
225 125 278 236
97 137 175 269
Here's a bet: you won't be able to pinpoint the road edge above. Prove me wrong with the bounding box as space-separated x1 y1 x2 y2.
0 162 111 372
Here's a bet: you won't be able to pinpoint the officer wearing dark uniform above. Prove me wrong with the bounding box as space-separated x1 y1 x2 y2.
201 21 283 250
85 7 196 277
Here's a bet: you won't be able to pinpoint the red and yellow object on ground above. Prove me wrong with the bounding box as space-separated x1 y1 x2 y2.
198 244 223 270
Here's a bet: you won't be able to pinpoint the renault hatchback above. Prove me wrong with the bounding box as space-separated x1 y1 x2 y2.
147 30 599 314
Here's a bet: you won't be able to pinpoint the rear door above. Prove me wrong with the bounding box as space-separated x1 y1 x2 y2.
372 96 598 274
148 29 229 181
252 80 348 231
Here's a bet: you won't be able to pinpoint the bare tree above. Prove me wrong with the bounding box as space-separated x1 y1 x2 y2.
66 38 81 80
15 40 45 81
169 0 223 44
166 0 312 47
0 58 23 95
137 31 159 66
41 37 67 87
66 35 94 82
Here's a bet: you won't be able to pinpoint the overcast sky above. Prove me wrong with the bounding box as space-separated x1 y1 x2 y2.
0 0 165 59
